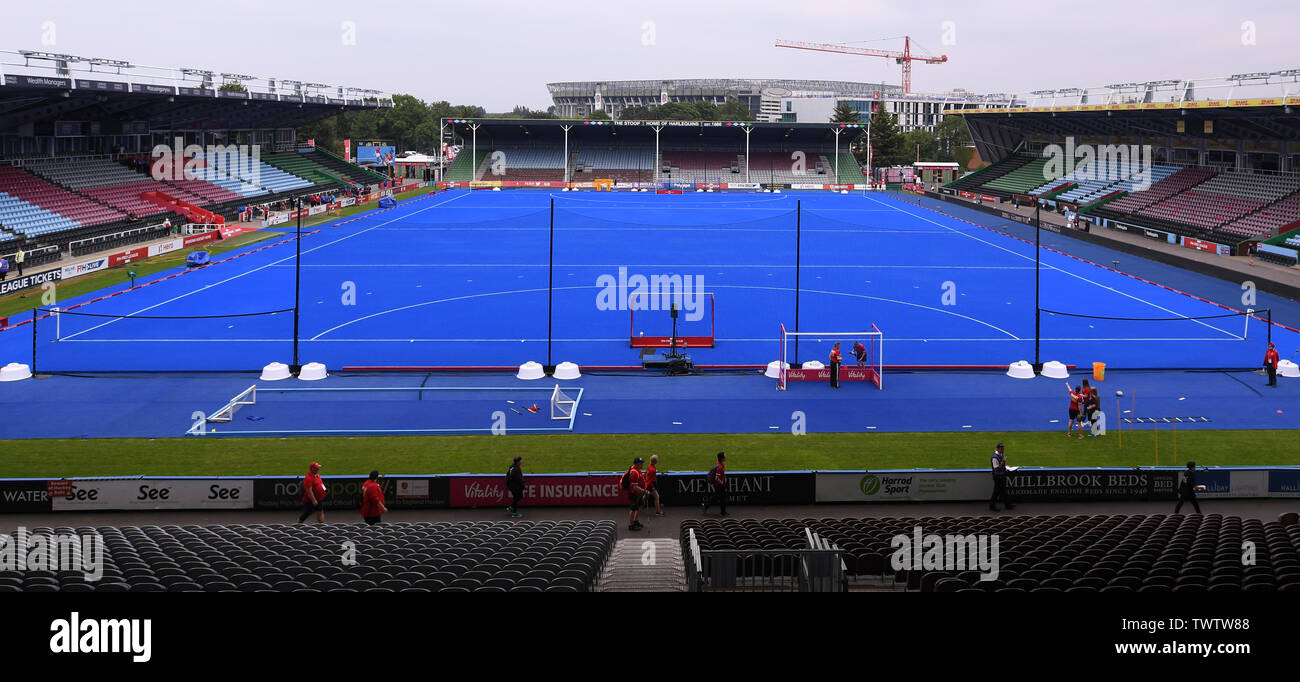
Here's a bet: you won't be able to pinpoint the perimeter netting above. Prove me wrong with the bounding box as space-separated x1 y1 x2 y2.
778 324 883 390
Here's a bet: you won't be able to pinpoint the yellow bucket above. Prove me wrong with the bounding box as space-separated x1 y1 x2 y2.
1093 362 1106 381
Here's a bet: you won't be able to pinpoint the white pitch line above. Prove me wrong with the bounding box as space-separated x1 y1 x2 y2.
267 263 1036 270
862 194 1241 340
58 192 471 340
58 336 1247 344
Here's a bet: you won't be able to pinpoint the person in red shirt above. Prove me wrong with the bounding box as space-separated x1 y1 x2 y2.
625 457 647 531
829 342 842 389
297 461 327 523
1066 384 1084 439
646 455 664 517
359 469 388 525
701 452 728 516
852 341 867 367
1079 379 1094 424
1265 342 1280 387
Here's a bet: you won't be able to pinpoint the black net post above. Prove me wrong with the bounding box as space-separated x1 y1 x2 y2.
794 199 801 365
1033 200 1041 372
545 197 554 373
290 196 302 375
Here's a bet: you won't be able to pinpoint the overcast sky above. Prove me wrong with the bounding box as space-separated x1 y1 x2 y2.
1 0 1296 110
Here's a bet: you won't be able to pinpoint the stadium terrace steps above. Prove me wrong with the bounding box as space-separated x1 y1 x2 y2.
596 538 686 592
202 151 313 194
308 148 389 184
262 152 349 187
444 148 488 182
833 152 864 184
981 157 1053 196
945 151 1037 194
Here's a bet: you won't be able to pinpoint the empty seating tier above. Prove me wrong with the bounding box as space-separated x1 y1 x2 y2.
0 521 617 593
0 165 126 236
683 514 1300 592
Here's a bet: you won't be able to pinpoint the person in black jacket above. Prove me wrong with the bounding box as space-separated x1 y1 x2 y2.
1174 461 1205 514
506 456 525 518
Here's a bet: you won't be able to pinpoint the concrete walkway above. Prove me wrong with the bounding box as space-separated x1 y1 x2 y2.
596 538 686 592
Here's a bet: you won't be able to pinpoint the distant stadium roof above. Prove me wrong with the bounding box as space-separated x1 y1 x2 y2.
0 49 392 132
548 78 902 98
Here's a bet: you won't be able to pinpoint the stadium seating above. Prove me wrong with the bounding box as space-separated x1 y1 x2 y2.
746 151 836 184
1 521 617 593
833 153 865 184
262 153 349 187
303 149 389 184
1095 167 1217 217
572 148 654 183
477 148 568 182
445 149 491 182
1029 161 1156 204
944 151 1038 194
660 151 745 183
980 157 1052 196
683 514 1300 591
0 165 126 236
202 151 313 194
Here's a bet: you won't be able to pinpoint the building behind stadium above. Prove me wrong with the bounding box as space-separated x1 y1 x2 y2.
547 79 1018 132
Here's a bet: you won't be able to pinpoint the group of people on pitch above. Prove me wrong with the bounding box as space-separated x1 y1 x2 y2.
1065 379 1102 439
827 341 870 389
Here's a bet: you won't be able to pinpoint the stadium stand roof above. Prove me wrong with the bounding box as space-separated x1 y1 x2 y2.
942 72 1300 166
0 49 392 134
445 117 868 149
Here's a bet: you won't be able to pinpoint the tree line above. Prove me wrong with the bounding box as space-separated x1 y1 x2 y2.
830 102 972 168
296 94 756 156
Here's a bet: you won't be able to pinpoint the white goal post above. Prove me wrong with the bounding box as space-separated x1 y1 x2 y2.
551 384 578 421
777 324 883 390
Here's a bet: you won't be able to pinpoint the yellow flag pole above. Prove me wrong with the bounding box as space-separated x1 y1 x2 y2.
1154 419 1159 468
1117 397 1122 450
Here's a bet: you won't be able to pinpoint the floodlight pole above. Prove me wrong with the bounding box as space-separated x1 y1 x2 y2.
561 125 572 184
743 125 752 183
291 195 302 375
832 128 842 184
652 125 663 185
469 123 479 181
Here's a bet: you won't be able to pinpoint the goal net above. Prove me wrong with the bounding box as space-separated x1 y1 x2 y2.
551 384 578 421
629 291 715 349
777 324 882 390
